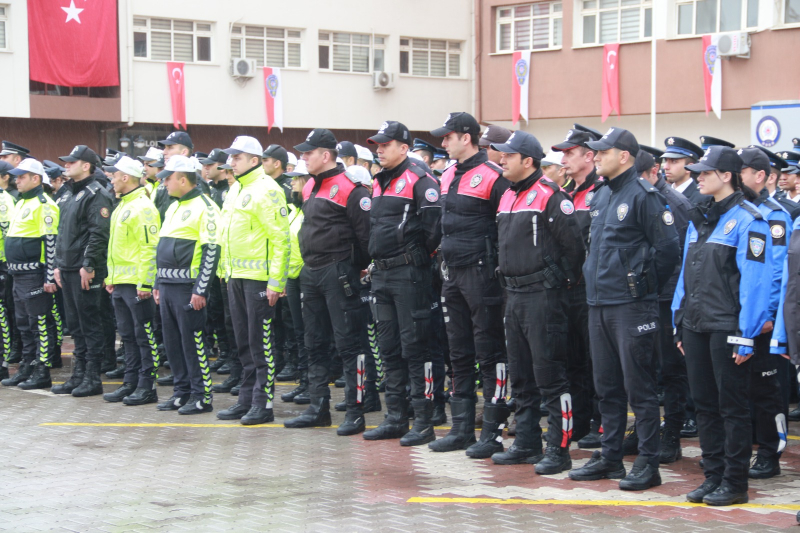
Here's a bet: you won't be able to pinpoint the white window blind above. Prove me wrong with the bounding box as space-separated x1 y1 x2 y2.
495 2 563 52
232 25 302 68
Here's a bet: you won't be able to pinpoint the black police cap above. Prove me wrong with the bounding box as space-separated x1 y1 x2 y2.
573 124 603 140
0 141 30 157
639 145 665 160
158 131 194 150
335 141 358 159
479 125 512 147
412 138 437 154
754 146 786 171
263 144 289 164
490 130 544 160
634 150 656 174
587 127 639 155
199 148 228 165
43 159 66 173
792 138 800 149
737 147 771 174
104 151 128 166
699 136 735 150
433 148 449 160
192 152 209 160
686 146 743 174
552 126 596 152
0 160 14 176
147 155 165 169
294 128 338 153
430 112 480 138
59 145 99 164
367 121 411 145
663 137 703 161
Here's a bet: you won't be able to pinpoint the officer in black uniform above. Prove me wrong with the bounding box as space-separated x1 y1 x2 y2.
360 121 442 446
0 141 30 200
52 145 114 397
428 112 511 456
663 137 707 205
478 125 512 166
569 128 680 491
283 129 371 435
490 131 584 474
699 136 734 151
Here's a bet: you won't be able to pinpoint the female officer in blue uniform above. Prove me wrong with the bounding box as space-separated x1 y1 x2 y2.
672 146 773 506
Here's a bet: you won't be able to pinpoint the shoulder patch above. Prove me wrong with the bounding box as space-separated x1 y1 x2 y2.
636 178 657 193
560 199 574 215
425 188 439 203
662 210 674 225
359 197 371 211
770 220 786 245
100 207 110 218
747 231 766 262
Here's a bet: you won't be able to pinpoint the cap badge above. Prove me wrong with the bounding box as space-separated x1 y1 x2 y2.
330 184 339 199
616 203 629 221
149 225 158 234
565 130 574 141
737 149 743 155
306 131 314 141
378 122 388 134
181 209 192 221
394 178 406 194
470 174 483 188
242 194 252 207
662 210 674 225
700 137 706 144
443 114 453 126
724 219 737 234
602 128 614 139
507 132 516 143
771 224 785 239
667 138 675 145
526 190 537 205
749 237 765 258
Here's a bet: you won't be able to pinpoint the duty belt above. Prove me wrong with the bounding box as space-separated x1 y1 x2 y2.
8 262 43 272
373 253 413 271
501 270 546 288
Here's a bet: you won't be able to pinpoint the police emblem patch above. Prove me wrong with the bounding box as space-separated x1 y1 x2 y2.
749 237 765 258
149 225 158 234
470 174 483 188
181 209 192 221
526 190 537 205
0 205 7 213
724 219 737 234
100 207 110 218
21 208 30 219
75 191 85 201
359 197 371 211
771 224 785 239
662 211 674 225
425 188 439 202
617 203 629 221
44 215 53 226
242 194 252 207
330 185 339 199
207 222 216 232
121 210 131 222
280 207 287 217
395 178 406 194
586 191 595 204
560 199 574 215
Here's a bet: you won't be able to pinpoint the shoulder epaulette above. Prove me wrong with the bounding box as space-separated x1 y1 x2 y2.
37 193 48 204
636 178 658 193
763 197 783 212
738 198 763 220
408 164 426 179
199 194 213 208
539 177 560 193
484 161 503 174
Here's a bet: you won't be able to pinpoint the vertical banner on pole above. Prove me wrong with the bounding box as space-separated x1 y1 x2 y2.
702 35 722 119
263 67 284 132
602 44 620 122
166 62 186 130
511 51 530 126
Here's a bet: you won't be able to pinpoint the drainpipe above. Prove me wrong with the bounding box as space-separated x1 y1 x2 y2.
474 0 482 122
126 0 134 127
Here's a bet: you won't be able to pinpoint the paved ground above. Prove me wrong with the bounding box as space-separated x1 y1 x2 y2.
3 348 800 532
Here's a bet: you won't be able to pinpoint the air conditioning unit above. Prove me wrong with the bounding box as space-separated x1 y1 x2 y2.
716 32 751 58
230 58 256 78
372 71 395 90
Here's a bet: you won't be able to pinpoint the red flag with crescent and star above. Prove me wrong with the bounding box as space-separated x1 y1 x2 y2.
27 0 119 87
167 62 186 130
601 43 620 122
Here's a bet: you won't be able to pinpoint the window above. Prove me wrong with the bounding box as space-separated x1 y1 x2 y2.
230 25 302 68
132 18 212 62
29 81 120 98
496 3 563 52
580 0 652 45
318 32 384 73
677 0 759 35
399 38 462 77
786 0 800 23
0 5 7 50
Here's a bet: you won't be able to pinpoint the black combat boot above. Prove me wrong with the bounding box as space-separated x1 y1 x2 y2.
100 348 117 374
18 363 52 390
276 352 299 381
429 397 477 452
363 395 409 440
0 364 8 381
335 400 347 412
619 456 662 490
431 402 447 426
281 372 308 402
103 382 137 402
212 365 242 393
217 402 250 420
577 420 603 449
157 393 191 411
702 483 748 506
230 375 244 396
72 360 104 397
622 424 639 456
6 339 21 364
292 387 310 404
284 397 332 428
156 374 174 386
49 347 63 369
178 394 213 415
363 381 382 413
535 446 572 475
659 426 682 464
2 360 33 386
336 366 365 436
686 479 721 503
105 365 126 379
209 351 229 372
52 359 85 394
215 361 232 375
749 453 780 479
334 376 346 388
569 450 626 481
241 405 274 425
123 386 158 406
400 399 436 446
492 407 544 465
465 403 509 458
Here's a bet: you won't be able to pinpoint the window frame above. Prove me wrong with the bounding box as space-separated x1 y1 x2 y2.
0 5 8 52
578 0 653 47
132 17 214 63
399 38 463 78
783 0 800 25
495 2 564 53
230 25 304 69
674 0 760 36
318 31 386 74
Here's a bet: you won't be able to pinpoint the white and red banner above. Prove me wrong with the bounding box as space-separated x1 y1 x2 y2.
601 44 620 122
263 67 284 132
511 51 530 126
702 35 722 119
28 0 119 87
166 62 186 130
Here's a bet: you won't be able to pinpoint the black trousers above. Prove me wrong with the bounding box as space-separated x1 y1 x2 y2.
206 276 229 353
0 269 11 362
371 264 434 403
750 332 784 458
12 273 54 366
159 283 211 401
228 278 277 408
589 301 661 465
112 284 159 389
61 270 104 364
657 300 689 432
441 263 506 401
506 288 572 448
5 270 20 353
428 279 446 405
301 261 366 403
683 328 751 493
358 282 381 386
219 279 241 372
566 283 597 438
100 287 116 363
285 276 307 372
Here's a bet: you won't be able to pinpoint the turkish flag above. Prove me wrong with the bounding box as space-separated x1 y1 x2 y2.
28 0 119 87
601 44 620 122
167 62 186 130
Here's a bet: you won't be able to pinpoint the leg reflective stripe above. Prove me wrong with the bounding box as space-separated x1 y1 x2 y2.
37 314 49 366
356 353 365 404
493 363 507 404
441 296 449 323
263 318 274 408
143 321 159 378
51 301 63 345
424 361 433 400
194 330 212 401
367 322 383 384
560 393 573 448
777 413 788 453
475 362 481 389
0 302 9 362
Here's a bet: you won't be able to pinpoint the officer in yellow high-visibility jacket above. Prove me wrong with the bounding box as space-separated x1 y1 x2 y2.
0 161 17 381
153 155 221 415
102 156 161 406
215 136 290 426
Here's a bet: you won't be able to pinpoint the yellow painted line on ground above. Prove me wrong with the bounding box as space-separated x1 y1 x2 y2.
38 422 427 430
407 497 800 511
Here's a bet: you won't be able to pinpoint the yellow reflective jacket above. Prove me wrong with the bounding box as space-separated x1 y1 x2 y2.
220 165 290 291
5 186 58 283
106 186 160 291
288 203 304 279
0 188 17 262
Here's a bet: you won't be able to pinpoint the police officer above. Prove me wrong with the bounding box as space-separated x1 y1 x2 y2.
428 112 510 455
215 136 290 425
490 131 584 473
410 139 438 168
755 147 800 219
138 147 164 198
51 145 113 397
0 161 16 380
478 125 512 166
153 155 221 414
738 147 793 479
284 129 371 435
360 121 442 446
663 137 706 205
568 128 680 490
100 156 161 405
699 136 734 151
1 159 58 389
674 146 772 506
0 141 30 200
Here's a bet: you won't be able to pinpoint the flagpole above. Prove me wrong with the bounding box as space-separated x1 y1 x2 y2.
650 34 656 146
